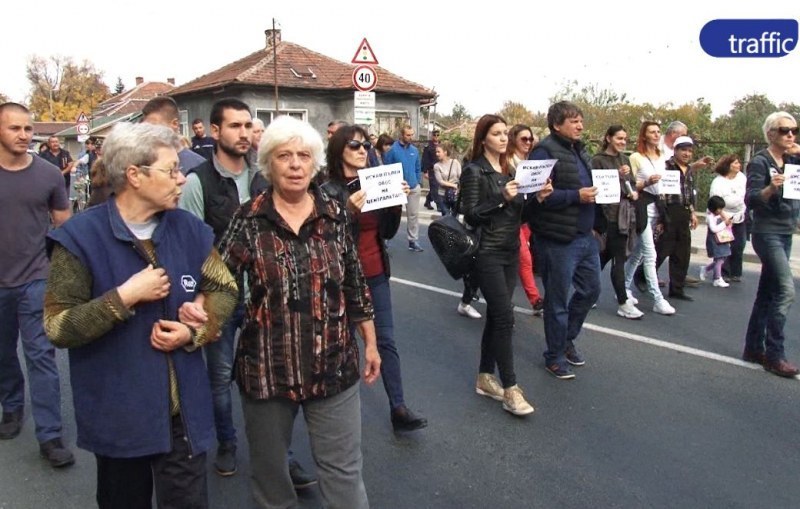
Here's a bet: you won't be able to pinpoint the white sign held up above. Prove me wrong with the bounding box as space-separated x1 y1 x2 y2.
357 163 407 212
658 170 682 195
515 159 557 194
782 164 800 200
591 169 621 204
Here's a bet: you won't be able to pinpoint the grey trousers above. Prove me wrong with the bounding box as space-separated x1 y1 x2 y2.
406 185 421 243
242 383 368 509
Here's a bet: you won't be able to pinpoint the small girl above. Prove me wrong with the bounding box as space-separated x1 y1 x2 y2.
700 195 733 287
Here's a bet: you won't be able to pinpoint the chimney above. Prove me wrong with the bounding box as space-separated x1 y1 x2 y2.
265 29 282 48
135 76 144 86
167 78 175 85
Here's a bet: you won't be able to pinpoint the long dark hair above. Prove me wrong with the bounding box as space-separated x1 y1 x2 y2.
326 124 370 182
376 133 394 154
471 114 508 174
601 125 626 152
508 124 533 159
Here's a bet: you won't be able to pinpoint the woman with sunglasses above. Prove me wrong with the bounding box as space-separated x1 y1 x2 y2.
322 125 426 432
461 114 551 416
508 124 544 315
743 112 800 378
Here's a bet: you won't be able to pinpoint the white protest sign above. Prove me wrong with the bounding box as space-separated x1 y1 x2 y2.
515 159 557 194
591 169 621 204
782 164 800 200
658 170 682 195
357 163 407 212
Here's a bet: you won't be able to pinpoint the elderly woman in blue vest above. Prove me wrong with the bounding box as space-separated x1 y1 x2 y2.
44 122 238 509
217 116 380 509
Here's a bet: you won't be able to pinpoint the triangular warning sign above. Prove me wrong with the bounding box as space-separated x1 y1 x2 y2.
76 112 89 123
351 38 379 65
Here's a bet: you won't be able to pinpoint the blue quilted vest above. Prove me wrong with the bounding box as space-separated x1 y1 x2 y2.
47 198 215 458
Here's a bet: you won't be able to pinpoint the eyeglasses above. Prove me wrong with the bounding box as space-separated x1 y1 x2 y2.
140 165 182 179
519 136 535 143
346 140 372 151
776 126 799 136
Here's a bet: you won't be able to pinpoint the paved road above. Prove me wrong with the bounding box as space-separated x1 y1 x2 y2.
2 220 799 508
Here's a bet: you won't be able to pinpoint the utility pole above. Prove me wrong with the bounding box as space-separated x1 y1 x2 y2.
273 18 279 114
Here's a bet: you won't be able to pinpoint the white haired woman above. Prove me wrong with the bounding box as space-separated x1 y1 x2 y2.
44 122 239 508
217 116 380 509
743 111 800 377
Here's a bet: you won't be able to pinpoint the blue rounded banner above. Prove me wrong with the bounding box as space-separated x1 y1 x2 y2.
700 19 798 57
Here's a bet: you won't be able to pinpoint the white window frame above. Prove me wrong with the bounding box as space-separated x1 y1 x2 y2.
374 110 410 136
178 110 189 137
255 108 308 126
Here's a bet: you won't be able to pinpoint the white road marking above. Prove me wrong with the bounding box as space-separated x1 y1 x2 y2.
390 276 788 375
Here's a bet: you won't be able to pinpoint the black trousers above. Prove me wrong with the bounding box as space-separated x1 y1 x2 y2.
600 226 628 305
655 205 692 294
722 221 747 278
474 249 518 388
95 415 208 509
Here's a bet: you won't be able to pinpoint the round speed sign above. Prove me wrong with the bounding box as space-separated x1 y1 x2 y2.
352 65 377 92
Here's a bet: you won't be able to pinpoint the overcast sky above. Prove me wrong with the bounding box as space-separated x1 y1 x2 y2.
2 2 798 120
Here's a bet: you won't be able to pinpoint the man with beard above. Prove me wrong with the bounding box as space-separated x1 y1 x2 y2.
180 98 263 477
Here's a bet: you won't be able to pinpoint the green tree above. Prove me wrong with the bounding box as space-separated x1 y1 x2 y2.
26 55 111 121
114 77 125 95
0 92 8 104
497 101 535 127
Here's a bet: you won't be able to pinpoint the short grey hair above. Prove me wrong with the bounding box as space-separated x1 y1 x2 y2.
252 118 265 130
763 111 797 143
257 116 324 183
104 122 182 192
665 121 687 135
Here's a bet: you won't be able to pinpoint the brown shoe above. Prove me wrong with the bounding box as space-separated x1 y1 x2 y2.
764 359 800 378
0 409 23 440
741 350 766 366
39 438 75 468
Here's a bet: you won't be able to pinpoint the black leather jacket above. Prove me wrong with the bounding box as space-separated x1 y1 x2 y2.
459 155 522 252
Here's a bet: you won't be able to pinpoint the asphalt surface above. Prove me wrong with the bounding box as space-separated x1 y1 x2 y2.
2 218 799 509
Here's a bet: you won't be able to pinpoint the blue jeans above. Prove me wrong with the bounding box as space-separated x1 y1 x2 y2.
364 274 405 410
0 280 63 442
745 233 795 362
535 234 601 365
206 301 244 444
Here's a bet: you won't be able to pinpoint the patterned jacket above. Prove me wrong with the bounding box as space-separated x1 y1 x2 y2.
218 184 374 401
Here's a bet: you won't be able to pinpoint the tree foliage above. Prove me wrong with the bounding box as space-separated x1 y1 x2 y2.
0 92 8 104
114 77 125 95
497 101 535 127
26 55 111 121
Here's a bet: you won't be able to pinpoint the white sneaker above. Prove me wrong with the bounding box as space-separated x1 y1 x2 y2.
713 278 730 288
625 289 639 305
698 266 707 282
457 302 482 319
653 299 676 315
617 300 644 319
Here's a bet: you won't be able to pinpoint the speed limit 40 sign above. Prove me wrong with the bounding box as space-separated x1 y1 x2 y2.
352 65 377 92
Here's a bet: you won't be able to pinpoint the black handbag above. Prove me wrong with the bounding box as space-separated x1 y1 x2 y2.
427 194 479 280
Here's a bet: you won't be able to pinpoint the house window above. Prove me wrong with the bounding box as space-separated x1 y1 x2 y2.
179 110 189 136
374 110 410 137
255 109 307 126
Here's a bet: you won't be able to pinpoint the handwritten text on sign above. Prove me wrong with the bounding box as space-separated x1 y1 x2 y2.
782 164 800 200
357 163 407 212
515 159 557 194
658 170 682 195
591 169 621 204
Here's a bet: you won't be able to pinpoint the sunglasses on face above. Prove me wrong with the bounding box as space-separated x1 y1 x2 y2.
519 136 535 143
776 126 799 136
346 140 372 151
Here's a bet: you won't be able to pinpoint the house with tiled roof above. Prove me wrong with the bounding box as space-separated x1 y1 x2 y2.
169 29 436 137
94 77 176 117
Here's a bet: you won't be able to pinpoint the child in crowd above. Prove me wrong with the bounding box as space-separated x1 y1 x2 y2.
700 196 733 288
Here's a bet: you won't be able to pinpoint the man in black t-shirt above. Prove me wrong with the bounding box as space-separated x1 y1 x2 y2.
190 118 215 161
39 136 75 194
